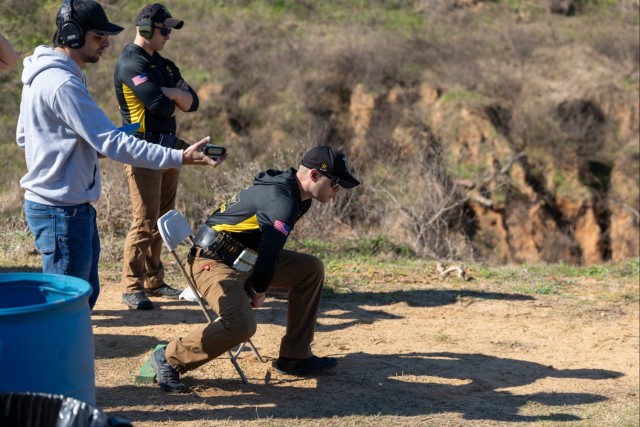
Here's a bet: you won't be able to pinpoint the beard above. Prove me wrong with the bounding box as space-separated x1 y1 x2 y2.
79 49 101 64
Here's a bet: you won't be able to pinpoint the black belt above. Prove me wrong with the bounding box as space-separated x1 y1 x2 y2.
134 131 165 143
192 225 258 272
134 132 189 149
190 246 222 262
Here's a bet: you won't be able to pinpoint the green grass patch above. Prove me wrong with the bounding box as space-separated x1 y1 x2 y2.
515 281 562 295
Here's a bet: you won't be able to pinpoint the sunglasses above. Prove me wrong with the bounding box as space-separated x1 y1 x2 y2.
320 171 340 189
88 32 109 44
155 26 172 37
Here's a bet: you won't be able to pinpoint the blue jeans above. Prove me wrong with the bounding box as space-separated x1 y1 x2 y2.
24 200 101 309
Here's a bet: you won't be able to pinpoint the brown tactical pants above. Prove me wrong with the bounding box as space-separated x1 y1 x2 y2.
120 165 180 292
165 249 325 374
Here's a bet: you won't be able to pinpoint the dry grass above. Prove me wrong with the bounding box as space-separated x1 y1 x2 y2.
0 1 638 260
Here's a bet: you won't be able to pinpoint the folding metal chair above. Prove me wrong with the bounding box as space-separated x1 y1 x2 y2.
157 209 263 385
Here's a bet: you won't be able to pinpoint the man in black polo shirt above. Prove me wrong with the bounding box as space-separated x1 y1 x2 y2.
114 3 201 310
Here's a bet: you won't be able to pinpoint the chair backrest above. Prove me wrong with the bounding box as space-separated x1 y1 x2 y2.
157 210 192 252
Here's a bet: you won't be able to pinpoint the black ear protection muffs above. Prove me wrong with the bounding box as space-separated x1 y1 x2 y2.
58 0 85 48
138 14 154 39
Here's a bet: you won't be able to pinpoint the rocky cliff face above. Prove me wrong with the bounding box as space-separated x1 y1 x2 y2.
345 76 638 264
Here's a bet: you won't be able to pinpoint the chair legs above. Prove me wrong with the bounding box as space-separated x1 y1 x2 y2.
246 339 264 363
228 350 249 385
228 339 264 385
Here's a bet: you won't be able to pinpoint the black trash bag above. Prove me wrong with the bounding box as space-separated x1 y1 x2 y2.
0 392 132 427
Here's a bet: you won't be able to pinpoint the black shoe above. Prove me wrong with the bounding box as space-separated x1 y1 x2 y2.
145 284 182 299
122 292 153 310
150 347 188 393
275 355 338 376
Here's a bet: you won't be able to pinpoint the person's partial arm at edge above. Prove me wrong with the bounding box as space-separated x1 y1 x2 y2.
0 32 18 71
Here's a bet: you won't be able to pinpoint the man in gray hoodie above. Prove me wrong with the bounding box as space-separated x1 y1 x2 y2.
16 0 224 309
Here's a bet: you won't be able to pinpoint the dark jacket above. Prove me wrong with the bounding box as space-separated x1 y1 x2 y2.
205 168 312 292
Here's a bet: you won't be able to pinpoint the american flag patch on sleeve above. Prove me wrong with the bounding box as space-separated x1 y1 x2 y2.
132 73 148 86
274 219 290 236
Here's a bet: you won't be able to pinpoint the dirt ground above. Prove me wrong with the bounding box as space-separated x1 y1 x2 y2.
91 263 639 427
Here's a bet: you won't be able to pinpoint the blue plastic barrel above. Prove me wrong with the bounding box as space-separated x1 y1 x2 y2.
0 273 95 404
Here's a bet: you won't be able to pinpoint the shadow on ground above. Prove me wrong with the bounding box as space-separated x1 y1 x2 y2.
92 288 534 332
94 334 160 359
97 351 621 423
92 287 537 363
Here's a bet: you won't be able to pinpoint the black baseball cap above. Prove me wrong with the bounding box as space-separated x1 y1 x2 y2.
61 0 124 35
136 3 184 29
302 146 360 189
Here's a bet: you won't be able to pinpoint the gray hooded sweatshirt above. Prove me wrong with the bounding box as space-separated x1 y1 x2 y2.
17 45 183 206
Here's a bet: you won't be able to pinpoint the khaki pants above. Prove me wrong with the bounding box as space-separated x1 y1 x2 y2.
121 165 180 292
165 249 324 374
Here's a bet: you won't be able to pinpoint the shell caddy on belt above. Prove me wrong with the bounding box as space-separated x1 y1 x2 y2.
192 225 258 272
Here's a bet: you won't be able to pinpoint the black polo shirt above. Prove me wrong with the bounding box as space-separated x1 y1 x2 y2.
113 43 199 135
